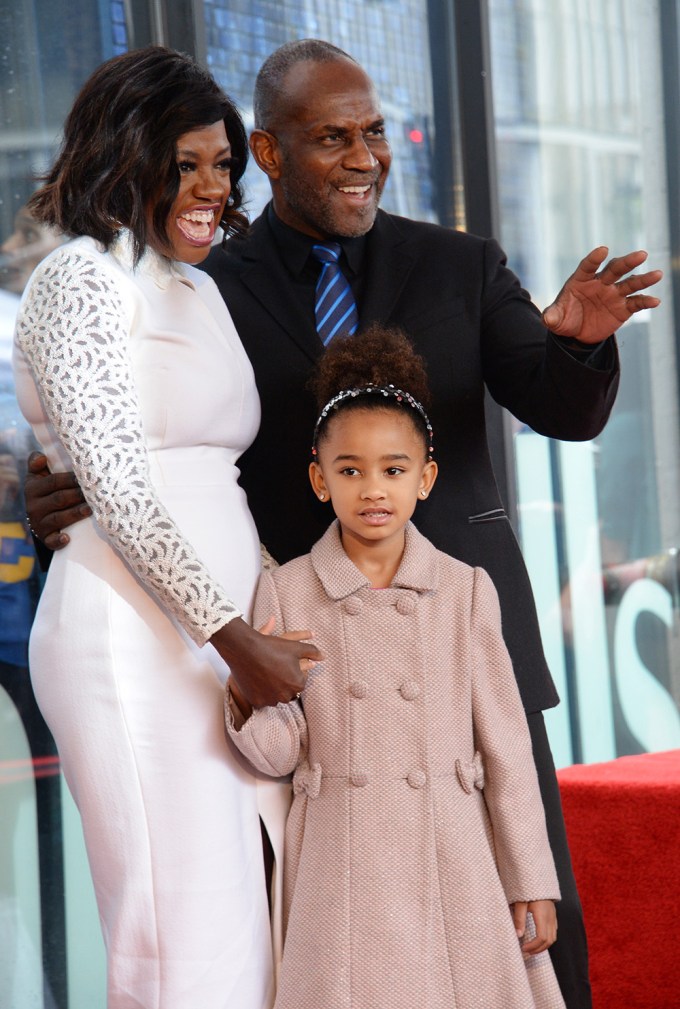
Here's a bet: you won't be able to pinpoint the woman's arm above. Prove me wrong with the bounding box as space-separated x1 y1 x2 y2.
16 248 319 699
16 248 240 643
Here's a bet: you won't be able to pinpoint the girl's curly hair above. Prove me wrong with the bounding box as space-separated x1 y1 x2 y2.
310 323 432 451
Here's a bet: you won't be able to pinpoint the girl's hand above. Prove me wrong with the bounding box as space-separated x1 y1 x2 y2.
510 899 558 956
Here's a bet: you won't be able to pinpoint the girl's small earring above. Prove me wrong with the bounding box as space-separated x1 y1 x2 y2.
420 490 427 498
319 493 325 501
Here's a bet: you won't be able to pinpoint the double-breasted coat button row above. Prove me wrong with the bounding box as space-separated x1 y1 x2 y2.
348 770 428 788
348 680 421 699
341 593 419 615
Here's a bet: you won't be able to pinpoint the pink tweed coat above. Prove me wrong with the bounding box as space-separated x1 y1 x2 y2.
227 521 566 1009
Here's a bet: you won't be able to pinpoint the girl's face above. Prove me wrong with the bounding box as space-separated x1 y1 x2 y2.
309 406 437 559
148 119 233 265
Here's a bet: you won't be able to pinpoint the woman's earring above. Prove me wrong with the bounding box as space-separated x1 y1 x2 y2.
319 492 325 501
420 490 427 498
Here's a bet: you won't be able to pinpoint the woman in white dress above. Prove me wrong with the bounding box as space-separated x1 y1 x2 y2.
12 46 318 1009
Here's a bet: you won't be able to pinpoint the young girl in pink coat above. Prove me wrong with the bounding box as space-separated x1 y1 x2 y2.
226 324 566 1009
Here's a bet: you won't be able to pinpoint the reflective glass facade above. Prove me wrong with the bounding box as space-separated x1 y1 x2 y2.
0 1 678 1004
488 0 680 767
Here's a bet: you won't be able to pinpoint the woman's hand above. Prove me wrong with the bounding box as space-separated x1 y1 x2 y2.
511 899 558 957
212 616 322 709
25 451 91 549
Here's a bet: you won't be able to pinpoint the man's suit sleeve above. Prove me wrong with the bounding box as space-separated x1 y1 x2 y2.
478 238 620 441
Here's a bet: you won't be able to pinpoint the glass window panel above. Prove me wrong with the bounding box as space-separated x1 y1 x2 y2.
489 0 680 766
0 5 127 1005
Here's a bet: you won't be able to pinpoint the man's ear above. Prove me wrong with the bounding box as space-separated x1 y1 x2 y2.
250 130 282 179
309 461 330 502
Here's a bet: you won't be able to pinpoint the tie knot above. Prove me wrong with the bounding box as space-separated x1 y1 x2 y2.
312 242 342 265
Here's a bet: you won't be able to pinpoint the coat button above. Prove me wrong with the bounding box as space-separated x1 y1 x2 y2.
407 769 427 789
343 596 363 615
350 680 368 699
396 595 416 615
399 680 420 700
351 771 369 787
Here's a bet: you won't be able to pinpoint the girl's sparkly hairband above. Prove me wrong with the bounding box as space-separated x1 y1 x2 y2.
311 384 434 457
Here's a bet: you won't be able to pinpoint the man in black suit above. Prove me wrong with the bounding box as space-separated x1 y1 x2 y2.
202 40 662 1009
27 39 662 1008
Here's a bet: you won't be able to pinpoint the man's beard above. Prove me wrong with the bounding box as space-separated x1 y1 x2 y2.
279 170 382 238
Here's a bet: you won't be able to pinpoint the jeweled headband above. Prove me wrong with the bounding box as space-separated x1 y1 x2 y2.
311 384 434 458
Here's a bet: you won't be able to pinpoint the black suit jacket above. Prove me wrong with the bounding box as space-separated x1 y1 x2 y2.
201 207 620 713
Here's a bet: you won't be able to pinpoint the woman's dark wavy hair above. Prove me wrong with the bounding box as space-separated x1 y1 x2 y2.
28 46 248 264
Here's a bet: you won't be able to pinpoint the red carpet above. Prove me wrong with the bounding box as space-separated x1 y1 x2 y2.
557 750 680 1008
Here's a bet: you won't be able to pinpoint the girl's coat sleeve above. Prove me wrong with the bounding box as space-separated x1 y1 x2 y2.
225 568 307 776
470 567 561 904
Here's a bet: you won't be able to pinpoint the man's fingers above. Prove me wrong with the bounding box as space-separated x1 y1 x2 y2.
571 248 657 287
596 248 649 283
621 293 662 315
42 530 72 551
26 471 84 500
615 268 664 297
32 502 91 538
27 451 49 475
48 486 90 510
569 245 609 281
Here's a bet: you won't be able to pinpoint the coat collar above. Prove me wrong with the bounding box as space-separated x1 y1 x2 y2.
310 520 440 600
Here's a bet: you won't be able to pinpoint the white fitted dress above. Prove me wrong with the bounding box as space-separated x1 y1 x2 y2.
12 233 275 1009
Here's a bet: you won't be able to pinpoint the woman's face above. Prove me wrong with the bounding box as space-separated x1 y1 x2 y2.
150 119 234 265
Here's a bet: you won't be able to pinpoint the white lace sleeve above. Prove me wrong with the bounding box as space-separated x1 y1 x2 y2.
16 248 241 646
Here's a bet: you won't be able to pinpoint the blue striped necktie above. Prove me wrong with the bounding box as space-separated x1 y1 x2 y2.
311 242 359 345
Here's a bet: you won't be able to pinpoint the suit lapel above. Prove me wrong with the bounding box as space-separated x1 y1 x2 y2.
360 211 418 327
236 212 323 363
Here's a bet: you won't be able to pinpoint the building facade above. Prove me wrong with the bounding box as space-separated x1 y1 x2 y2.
1 1 678 1004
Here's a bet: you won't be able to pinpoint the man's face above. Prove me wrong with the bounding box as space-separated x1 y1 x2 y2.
257 58 392 239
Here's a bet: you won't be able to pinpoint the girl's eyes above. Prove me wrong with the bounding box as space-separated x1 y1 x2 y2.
338 467 405 477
